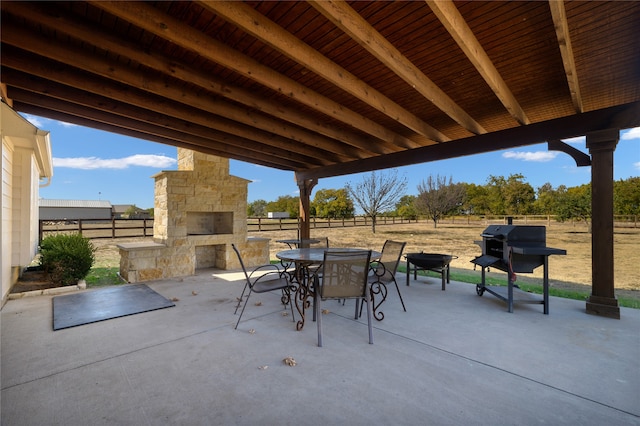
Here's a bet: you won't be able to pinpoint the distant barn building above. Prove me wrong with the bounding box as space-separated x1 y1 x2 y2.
39 199 113 221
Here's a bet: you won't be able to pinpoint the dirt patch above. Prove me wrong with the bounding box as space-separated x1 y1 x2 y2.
11 269 59 293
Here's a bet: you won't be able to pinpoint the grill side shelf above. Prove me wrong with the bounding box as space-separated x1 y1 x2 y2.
509 246 567 256
470 254 501 268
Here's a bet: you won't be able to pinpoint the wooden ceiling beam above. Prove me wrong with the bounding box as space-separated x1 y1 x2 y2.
1 1 394 157
93 1 422 150
1 21 361 163
15 101 293 169
1 64 342 170
202 0 448 142
426 0 530 125
7 84 316 170
296 101 640 181
1 55 333 168
311 0 486 135
548 0 584 113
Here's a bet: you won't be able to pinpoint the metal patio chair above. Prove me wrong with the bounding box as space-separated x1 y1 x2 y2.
312 249 373 347
232 244 295 329
365 240 407 320
298 237 329 278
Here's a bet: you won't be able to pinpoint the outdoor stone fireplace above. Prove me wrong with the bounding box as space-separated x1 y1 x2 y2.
117 149 269 283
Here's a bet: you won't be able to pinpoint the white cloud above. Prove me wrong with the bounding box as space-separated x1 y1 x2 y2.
634 162 640 171
19 113 78 128
53 154 177 170
58 121 77 128
621 127 640 140
22 114 45 128
502 151 558 162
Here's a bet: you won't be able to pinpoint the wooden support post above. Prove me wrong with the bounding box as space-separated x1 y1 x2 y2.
295 177 317 241
585 129 620 319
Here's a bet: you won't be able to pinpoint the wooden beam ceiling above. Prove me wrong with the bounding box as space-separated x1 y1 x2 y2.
425 0 529 126
548 0 584 114
204 0 450 141
91 1 422 151
310 0 486 134
1 0 638 178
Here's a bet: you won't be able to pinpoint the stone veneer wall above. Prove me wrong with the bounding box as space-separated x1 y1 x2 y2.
118 149 269 283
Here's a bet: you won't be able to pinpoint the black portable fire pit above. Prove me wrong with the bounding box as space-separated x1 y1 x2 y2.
405 253 457 291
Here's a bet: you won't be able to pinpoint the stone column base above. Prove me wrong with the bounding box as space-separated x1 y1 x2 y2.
586 295 620 319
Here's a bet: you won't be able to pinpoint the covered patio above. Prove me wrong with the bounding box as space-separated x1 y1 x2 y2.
2 269 639 425
2 1 639 318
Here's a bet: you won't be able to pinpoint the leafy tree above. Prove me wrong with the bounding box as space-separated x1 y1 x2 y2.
247 199 267 217
346 170 407 233
415 175 466 228
145 208 154 218
485 174 535 215
556 184 591 229
534 183 557 214
266 195 299 218
503 174 535 214
485 175 508 214
614 177 640 215
312 188 354 218
462 183 490 215
395 195 418 219
124 204 139 218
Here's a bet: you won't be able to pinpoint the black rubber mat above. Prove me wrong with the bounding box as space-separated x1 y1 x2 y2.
53 284 175 330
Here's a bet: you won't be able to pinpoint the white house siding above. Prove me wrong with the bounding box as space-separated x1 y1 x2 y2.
2 139 15 300
1 102 53 305
29 156 40 263
10 147 25 267
11 148 41 266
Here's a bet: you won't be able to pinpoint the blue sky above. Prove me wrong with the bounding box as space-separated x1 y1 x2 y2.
24 113 639 210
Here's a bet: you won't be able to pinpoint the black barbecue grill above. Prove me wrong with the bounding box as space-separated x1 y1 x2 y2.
471 224 566 314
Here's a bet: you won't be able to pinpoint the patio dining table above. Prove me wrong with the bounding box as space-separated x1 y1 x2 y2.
276 248 381 330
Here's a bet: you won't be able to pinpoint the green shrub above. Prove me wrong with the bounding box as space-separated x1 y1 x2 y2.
39 234 96 286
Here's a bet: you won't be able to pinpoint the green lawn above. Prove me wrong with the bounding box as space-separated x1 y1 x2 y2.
399 266 640 310
84 267 126 287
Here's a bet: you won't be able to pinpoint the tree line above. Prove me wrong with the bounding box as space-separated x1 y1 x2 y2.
247 172 639 230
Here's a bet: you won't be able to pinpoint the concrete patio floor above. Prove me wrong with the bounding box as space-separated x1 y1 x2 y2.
2 268 639 425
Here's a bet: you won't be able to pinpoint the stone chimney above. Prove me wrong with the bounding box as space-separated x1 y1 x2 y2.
118 149 269 283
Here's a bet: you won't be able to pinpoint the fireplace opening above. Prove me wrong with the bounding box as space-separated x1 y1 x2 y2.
187 212 233 235
195 244 227 269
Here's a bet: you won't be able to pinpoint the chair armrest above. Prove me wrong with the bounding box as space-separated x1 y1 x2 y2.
369 261 388 279
248 264 283 281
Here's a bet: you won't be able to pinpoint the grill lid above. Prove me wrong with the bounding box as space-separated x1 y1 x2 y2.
481 225 546 243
